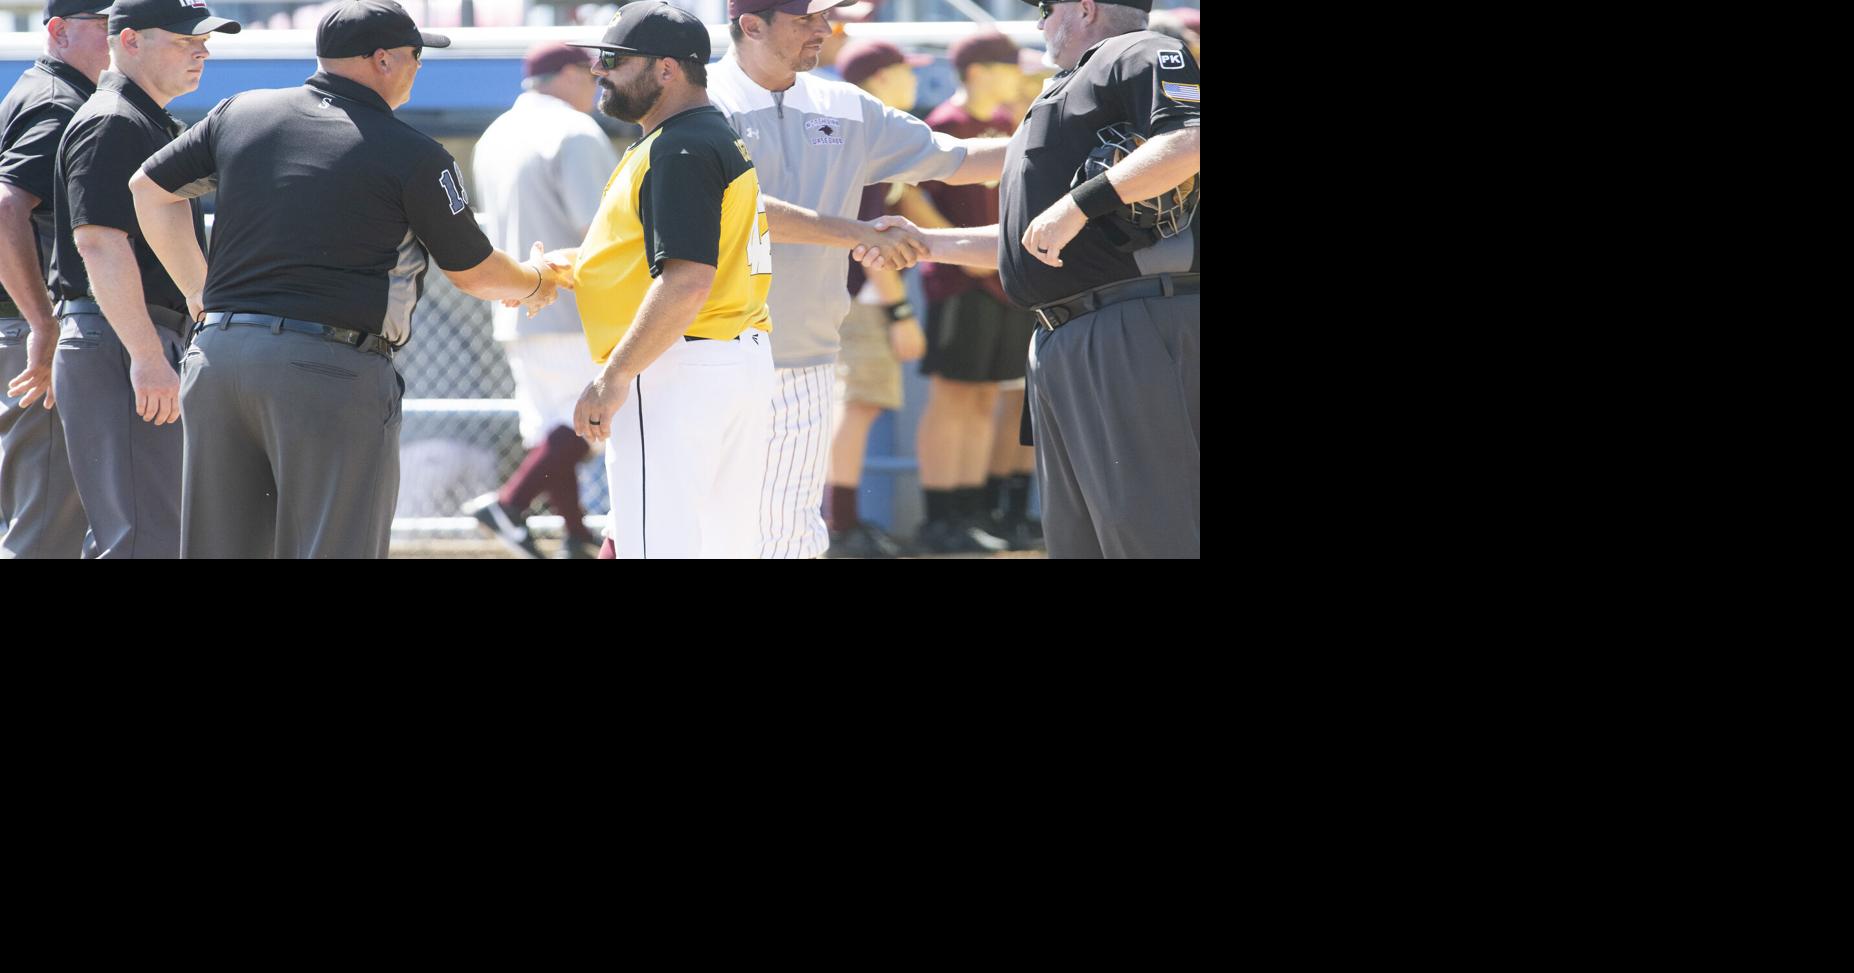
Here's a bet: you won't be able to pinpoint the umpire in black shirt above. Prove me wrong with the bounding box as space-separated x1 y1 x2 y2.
50 0 239 559
0 1 109 558
859 0 1200 557
130 0 565 559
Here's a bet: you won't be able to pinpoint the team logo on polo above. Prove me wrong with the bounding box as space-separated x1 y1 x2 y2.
807 116 845 147
182 0 209 8
1158 50 1185 70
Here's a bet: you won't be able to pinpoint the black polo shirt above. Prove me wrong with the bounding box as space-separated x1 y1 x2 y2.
49 71 205 320
997 30 1201 308
140 71 494 345
0 56 96 300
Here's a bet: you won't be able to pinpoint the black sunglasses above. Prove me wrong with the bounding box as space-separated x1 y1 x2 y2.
1038 1 1080 20
595 49 689 71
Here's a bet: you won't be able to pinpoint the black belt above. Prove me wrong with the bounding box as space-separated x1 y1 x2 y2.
1030 273 1200 331
57 298 190 335
198 312 395 359
684 333 742 342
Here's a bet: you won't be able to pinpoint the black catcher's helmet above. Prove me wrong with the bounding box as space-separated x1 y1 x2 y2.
1071 122 1199 252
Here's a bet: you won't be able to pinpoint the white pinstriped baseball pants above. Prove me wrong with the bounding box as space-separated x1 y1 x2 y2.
759 364 833 559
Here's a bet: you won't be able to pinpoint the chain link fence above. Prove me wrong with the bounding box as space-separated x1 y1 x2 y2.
392 270 608 541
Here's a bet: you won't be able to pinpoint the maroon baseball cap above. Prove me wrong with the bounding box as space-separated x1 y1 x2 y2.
729 0 854 19
523 42 591 78
949 31 1018 76
1016 0 1151 10
837 38 929 86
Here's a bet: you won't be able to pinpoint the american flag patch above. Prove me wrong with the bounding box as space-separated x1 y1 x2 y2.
1161 81 1200 103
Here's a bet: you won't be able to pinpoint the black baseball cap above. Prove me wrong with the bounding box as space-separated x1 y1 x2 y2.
1018 0 1152 10
316 0 450 59
569 1 709 62
43 1 111 23
109 0 240 35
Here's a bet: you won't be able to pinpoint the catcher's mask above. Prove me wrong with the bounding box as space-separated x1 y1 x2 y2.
1072 122 1199 252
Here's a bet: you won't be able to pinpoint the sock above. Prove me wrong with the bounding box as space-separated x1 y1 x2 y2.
500 424 583 517
924 488 956 523
958 486 985 520
827 485 859 533
987 475 1012 521
1008 474 1033 524
537 426 595 542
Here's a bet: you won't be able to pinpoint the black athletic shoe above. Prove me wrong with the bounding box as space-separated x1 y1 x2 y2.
463 492 542 559
989 514 1046 552
557 536 600 560
825 522 907 558
915 517 1010 555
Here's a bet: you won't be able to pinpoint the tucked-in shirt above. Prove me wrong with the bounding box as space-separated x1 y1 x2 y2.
473 90 620 341
51 71 205 318
708 52 967 368
0 55 96 299
573 105 770 364
918 100 1016 307
141 71 493 344
998 30 1201 308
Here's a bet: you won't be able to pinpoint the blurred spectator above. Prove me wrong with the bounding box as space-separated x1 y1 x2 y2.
823 38 934 558
913 31 1041 553
1149 7 1199 62
463 42 619 558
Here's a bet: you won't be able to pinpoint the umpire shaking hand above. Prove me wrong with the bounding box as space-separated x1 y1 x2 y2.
126 0 569 559
856 0 1201 557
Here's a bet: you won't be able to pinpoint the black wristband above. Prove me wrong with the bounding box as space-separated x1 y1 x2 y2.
884 301 915 322
1070 172 1124 220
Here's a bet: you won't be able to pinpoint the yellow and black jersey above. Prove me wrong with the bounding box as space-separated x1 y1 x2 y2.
575 104 771 364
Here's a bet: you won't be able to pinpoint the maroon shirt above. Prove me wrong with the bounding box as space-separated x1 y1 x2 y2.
919 100 1016 306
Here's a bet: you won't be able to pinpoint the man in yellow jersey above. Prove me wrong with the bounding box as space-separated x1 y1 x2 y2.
551 1 773 558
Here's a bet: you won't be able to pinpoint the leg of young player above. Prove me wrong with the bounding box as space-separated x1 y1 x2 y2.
986 384 1043 551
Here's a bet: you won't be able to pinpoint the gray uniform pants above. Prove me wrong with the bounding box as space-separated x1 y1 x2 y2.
179 323 402 558
51 307 186 559
1026 292 1199 558
1 317 89 558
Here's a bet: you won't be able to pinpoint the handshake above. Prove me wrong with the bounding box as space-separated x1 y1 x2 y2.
500 242 580 317
850 215 930 273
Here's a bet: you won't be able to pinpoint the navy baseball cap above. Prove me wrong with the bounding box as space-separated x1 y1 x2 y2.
570 1 710 62
44 1 111 23
1018 0 1152 10
317 0 449 58
109 0 240 35
729 0 854 18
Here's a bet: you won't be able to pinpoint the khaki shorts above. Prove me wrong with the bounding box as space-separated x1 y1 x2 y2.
835 301 903 410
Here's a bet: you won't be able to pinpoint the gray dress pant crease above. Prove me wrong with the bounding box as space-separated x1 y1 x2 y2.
51 309 185 559
1026 292 1200 558
179 323 402 559
1 317 90 558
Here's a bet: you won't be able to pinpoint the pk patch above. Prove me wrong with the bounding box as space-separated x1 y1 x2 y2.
1159 50 1185 70
807 116 845 146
